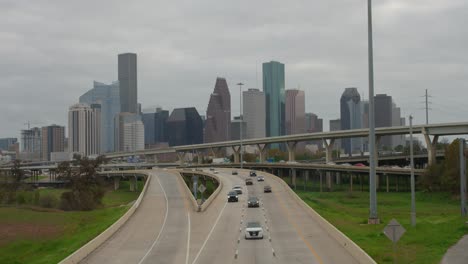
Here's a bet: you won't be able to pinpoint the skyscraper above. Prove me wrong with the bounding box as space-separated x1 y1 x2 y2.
41 125 65 161
305 113 323 133
204 77 231 143
20 127 42 161
243 88 266 139
79 81 120 153
263 61 285 138
329 119 342 154
68 103 101 156
142 108 169 148
340 88 362 154
374 94 393 149
114 113 145 152
231 116 247 140
118 53 138 114
0 138 17 151
166 107 203 146
285 89 305 135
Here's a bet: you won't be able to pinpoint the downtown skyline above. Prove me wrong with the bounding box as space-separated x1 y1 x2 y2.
1 1 467 137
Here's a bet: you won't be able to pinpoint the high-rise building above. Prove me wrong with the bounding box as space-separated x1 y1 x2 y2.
41 125 65 161
243 88 266 139
118 53 138 114
285 89 305 135
392 103 406 148
142 107 169 148
231 116 247 141
79 81 120 153
0 138 17 151
114 113 145 152
166 107 203 146
329 119 342 154
374 94 393 149
340 88 363 154
20 127 42 161
305 113 323 133
263 61 285 138
204 77 231 143
68 103 101 156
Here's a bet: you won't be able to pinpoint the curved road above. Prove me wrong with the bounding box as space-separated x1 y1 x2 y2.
81 168 361 264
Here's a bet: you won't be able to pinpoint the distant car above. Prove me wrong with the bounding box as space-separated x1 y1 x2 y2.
227 191 239 202
245 221 264 239
403 165 412 169
213 170 219 174
341 163 352 166
232 171 238 175
232 185 243 194
247 197 260 208
264 185 272 193
245 178 253 185
249 171 257 177
257 176 264 181
326 162 336 165
209 168 215 171
354 163 366 167
391 165 401 169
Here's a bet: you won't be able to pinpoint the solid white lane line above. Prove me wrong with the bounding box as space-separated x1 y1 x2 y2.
185 213 191 264
191 201 228 264
137 174 169 264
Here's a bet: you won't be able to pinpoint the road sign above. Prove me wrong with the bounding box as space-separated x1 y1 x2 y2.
383 219 406 243
198 184 206 193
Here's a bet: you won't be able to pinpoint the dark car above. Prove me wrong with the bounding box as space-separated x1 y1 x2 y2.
264 185 272 193
249 171 257 177
227 191 239 202
245 178 253 185
232 171 238 175
209 168 215 171
247 196 260 208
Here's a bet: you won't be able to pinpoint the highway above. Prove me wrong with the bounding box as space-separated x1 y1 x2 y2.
82 168 363 264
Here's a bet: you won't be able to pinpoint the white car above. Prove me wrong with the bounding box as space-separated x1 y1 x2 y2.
213 170 219 174
232 185 243 194
257 176 264 181
245 222 264 239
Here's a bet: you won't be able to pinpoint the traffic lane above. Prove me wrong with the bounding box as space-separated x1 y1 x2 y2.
82 171 166 264
235 177 277 264
141 171 189 264
190 169 245 264
261 171 360 264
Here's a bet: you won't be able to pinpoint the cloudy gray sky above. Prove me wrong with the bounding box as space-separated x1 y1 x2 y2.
1 0 467 138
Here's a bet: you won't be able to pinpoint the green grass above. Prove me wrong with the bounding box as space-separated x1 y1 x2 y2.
180 173 218 201
0 180 144 264
295 190 468 264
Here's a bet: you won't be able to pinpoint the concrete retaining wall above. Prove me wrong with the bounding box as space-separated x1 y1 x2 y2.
58 171 151 264
264 171 377 264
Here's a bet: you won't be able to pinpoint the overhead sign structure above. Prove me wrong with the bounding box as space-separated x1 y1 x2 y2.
198 184 206 194
383 219 406 243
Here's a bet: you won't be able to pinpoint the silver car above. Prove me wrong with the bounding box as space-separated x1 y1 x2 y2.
245 222 264 239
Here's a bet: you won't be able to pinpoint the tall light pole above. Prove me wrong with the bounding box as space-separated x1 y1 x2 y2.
367 0 379 224
410 115 416 226
237 82 244 169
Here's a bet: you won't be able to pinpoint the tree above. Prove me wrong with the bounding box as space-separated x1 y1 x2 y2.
10 159 25 190
59 154 107 211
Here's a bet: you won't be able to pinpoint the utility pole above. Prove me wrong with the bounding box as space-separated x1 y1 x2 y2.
460 138 466 217
410 115 416 226
367 0 379 224
425 89 429 125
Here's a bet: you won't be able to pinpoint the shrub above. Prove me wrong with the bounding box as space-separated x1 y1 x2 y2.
39 193 58 208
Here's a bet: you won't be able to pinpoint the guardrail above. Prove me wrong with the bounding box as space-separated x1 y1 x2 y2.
58 171 151 264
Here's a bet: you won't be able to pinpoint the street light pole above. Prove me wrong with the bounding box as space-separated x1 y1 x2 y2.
460 138 466 217
237 82 244 169
367 0 379 224
410 115 416 226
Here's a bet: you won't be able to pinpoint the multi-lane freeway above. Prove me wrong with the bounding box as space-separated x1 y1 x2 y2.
82 168 365 264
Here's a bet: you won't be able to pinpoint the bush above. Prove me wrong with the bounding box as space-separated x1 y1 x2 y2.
16 192 27 205
39 193 58 208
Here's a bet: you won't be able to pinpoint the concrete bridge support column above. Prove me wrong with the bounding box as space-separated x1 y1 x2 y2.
304 170 309 191
386 174 389 192
256 144 268 163
232 146 241 164
350 173 353 192
114 177 120 191
326 172 332 191
209 147 222 158
177 152 186 166
323 139 336 163
319 171 323 192
291 168 297 190
336 172 341 185
286 142 298 162
423 130 439 166
129 177 136 192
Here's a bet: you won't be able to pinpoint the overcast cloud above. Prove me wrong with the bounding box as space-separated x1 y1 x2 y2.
1 0 467 138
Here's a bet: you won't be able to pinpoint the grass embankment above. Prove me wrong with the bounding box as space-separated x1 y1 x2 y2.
296 190 468 264
0 180 144 264
180 173 218 201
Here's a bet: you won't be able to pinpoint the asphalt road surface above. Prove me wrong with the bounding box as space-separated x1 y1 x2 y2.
81 168 360 264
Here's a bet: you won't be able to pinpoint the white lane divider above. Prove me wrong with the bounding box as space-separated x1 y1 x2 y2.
191 202 228 264
185 213 191 264
137 174 169 264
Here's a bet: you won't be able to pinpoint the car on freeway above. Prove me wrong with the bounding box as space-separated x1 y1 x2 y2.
247 196 260 208
213 170 219 174
245 178 253 185
341 163 352 166
232 171 238 175
209 167 215 171
249 171 257 177
245 221 264 239
227 191 239 202
264 185 272 193
257 176 264 181
232 185 243 194
354 163 366 167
